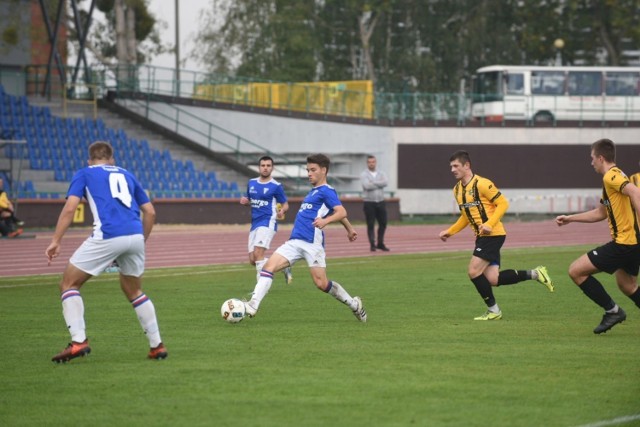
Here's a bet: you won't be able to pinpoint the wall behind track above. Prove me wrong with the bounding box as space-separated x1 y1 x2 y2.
15 198 401 228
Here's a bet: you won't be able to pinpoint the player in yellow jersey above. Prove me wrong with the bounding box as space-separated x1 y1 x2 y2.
439 150 555 321
556 139 640 334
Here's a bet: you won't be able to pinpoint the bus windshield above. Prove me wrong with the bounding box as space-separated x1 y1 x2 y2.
472 71 503 102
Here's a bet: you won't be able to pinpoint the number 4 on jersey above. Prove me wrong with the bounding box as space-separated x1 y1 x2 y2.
109 173 132 208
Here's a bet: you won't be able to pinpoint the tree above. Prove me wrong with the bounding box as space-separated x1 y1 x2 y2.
192 0 640 93
83 0 170 65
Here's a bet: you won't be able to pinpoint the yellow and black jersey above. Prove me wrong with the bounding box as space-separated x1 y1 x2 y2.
601 167 640 245
630 172 640 187
448 174 508 237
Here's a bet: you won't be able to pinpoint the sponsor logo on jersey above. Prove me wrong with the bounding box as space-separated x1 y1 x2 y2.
250 199 270 208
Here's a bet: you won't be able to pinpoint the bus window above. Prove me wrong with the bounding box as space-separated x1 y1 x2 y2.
531 71 565 95
605 72 640 96
505 73 524 95
568 72 602 96
472 71 502 102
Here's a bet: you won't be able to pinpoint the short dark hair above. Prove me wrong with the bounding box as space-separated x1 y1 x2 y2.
307 153 331 172
259 155 274 165
449 150 471 165
89 141 114 161
591 139 616 163
367 155 376 160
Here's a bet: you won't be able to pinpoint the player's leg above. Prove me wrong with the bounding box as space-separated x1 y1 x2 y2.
615 248 640 309
51 264 92 362
120 275 167 359
468 255 502 320
615 270 639 309
309 266 367 322
570 247 624 333
118 235 167 359
252 246 267 279
52 237 119 362
497 266 554 292
245 249 292 317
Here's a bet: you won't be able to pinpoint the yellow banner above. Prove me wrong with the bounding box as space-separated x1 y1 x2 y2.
194 80 374 119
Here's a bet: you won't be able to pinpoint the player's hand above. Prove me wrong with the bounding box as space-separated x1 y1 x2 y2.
479 224 492 235
347 229 357 242
313 217 328 229
555 215 570 226
45 242 60 266
438 230 450 242
239 196 249 205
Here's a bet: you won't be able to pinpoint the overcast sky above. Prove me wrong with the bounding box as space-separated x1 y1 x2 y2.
146 0 205 72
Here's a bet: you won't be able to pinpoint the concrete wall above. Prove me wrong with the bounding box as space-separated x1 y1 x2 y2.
16 197 401 228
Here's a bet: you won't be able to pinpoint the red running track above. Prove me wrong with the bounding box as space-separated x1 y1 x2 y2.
0 221 610 278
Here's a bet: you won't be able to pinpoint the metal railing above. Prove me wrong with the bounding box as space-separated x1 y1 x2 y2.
18 63 640 125
109 81 314 194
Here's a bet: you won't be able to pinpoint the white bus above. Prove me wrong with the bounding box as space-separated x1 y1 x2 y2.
470 64 640 122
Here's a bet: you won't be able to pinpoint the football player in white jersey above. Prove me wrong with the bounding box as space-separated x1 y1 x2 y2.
240 156 292 283
244 153 367 322
46 141 167 362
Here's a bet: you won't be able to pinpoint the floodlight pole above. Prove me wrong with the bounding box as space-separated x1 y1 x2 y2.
175 0 181 96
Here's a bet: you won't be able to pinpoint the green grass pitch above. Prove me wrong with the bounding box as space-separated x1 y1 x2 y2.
1 246 638 427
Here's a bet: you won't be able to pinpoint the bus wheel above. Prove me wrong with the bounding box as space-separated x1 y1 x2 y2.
533 111 554 122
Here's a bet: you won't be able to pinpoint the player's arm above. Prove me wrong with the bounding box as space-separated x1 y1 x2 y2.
45 195 81 264
555 204 607 226
340 216 358 242
140 202 156 241
479 194 508 235
622 181 640 219
313 205 347 229
439 214 469 241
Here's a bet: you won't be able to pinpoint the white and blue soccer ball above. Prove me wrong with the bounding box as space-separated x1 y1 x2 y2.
221 298 245 323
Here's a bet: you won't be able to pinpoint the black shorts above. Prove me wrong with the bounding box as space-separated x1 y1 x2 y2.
472 235 506 265
587 241 640 276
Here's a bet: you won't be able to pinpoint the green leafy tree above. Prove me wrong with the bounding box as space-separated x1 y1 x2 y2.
85 0 169 64
193 0 640 93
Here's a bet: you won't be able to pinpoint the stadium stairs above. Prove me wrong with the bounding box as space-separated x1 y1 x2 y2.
0 84 254 200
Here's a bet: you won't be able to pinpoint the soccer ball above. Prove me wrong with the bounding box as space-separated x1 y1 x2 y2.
221 298 245 323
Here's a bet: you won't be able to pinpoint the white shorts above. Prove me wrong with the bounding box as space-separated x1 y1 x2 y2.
70 234 146 277
275 239 326 268
248 227 276 252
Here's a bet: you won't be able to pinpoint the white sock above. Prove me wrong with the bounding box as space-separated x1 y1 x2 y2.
326 281 356 310
61 289 86 343
488 304 501 313
250 271 274 309
255 258 267 281
131 293 162 348
606 304 619 314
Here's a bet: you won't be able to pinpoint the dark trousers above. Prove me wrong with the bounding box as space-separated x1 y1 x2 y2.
363 201 387 246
